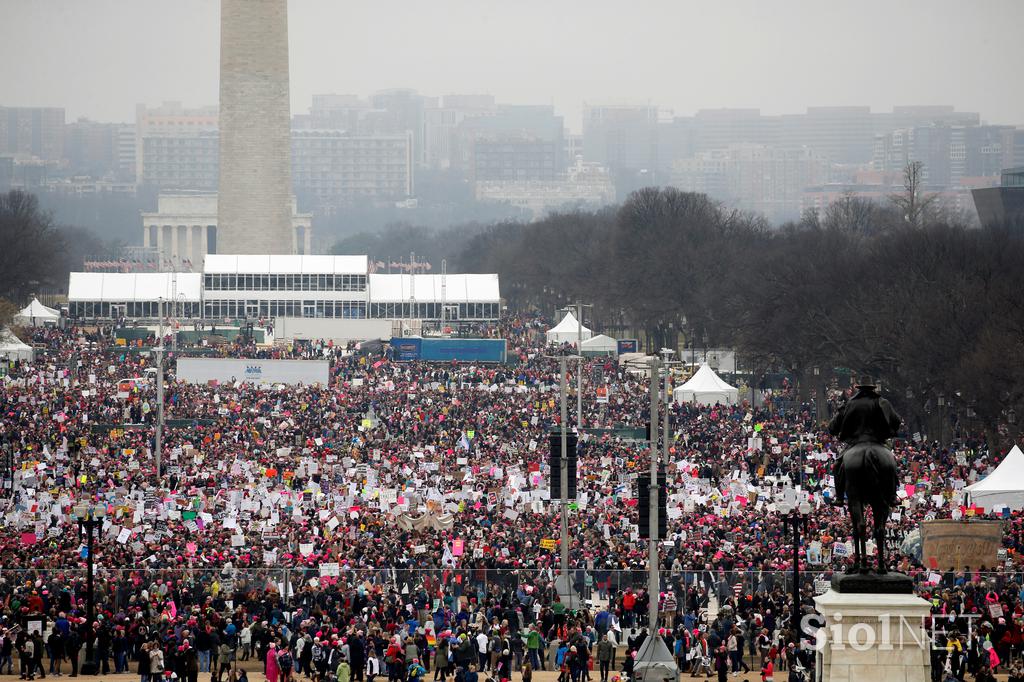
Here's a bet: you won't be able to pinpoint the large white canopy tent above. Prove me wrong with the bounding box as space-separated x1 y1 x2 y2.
673 362 739 406
0 328 34 362
580 334 617 356
965 445 1024 511
546 311 592 345
13 298 60 327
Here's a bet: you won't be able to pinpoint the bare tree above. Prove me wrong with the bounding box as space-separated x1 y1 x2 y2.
889 161 938 228
823 193 884 233
0 190 67 303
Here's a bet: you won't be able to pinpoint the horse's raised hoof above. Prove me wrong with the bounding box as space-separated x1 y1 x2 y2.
845 564 861 575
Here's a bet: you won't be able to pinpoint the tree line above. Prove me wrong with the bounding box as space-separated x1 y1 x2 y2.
4 181 1021 448
451 182 1024 450
0 190 119 319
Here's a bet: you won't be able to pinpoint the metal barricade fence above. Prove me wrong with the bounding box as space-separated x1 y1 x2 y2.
2 566 1021 619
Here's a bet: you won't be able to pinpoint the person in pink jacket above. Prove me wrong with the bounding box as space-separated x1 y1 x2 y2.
266 643 280 682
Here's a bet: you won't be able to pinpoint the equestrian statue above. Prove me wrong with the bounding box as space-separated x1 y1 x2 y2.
828 383 902 575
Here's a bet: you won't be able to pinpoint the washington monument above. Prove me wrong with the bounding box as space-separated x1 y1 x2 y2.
217 0 295 255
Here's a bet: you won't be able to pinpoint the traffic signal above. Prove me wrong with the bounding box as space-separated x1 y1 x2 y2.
637 466 668 539
549 431 578 500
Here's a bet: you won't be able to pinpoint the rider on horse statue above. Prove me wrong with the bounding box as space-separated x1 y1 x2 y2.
828 383 904 574
828 383 902 508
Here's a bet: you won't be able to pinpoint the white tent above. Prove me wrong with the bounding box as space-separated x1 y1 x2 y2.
673 362 739 406
13 298 60 327
0 328 34 362
966 445 1024 511
581 334 617 355
545 312 592 345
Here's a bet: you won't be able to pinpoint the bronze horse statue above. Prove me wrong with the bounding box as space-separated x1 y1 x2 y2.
828 385 902 574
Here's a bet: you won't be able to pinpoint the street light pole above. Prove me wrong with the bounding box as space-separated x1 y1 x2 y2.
2 443 12 498
937 394 946 445
660 349 675 465
778 498 810 644
572 302 592 430
813 366 822 424
647 355 660 631
577 303 583 429
155 297 164 480
554 353 581 610
72 504 106 675
560 354 570 585
790 513 800 639
632 354 677 682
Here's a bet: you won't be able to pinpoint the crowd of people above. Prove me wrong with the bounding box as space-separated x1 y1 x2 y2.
1 316 1022 682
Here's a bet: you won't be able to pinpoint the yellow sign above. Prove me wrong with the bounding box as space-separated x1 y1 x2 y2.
539 538 557 551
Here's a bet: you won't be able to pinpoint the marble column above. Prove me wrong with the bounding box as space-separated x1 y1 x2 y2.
188 225 197 268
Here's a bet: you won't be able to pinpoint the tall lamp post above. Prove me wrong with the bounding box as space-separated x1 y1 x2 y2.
777 496 811 644
813 366 822 424
631 354 678 682
937 394 946 445
70 503 107 675
2 443 13 498
659 349 677 465
559 303 592 430
552 351 582 610
153 298 165 481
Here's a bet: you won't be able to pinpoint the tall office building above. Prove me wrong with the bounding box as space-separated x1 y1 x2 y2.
135 102 218 188
0 107 65 161
582 104 660 198
217 0 295 255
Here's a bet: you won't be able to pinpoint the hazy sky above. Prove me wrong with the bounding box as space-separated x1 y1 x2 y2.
2 0 1021 131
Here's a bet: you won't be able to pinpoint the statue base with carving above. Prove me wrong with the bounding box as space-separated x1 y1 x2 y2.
813 588 933 682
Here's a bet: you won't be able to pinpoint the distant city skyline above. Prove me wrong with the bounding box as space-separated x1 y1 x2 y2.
1 0 1022 132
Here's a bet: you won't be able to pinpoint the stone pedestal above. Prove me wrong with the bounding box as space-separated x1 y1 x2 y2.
814 590 933 682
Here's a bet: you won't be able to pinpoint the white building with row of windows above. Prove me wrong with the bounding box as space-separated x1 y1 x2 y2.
67 255 500 323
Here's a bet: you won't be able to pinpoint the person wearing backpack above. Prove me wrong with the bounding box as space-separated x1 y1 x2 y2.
278 647 294 682
407 658 426 682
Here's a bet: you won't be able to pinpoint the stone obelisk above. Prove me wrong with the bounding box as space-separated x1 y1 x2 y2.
217 0 294 254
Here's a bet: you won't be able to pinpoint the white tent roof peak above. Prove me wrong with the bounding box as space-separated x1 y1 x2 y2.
545 312 593 345
680 362 737 392
673 362 738 406
966 445 1024 494
964 445 1024 511
21 298 59 317
549 311 590 333
14 298 60 325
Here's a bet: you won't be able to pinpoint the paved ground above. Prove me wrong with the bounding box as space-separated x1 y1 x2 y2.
0 663 1009 682
2 655 1007 679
